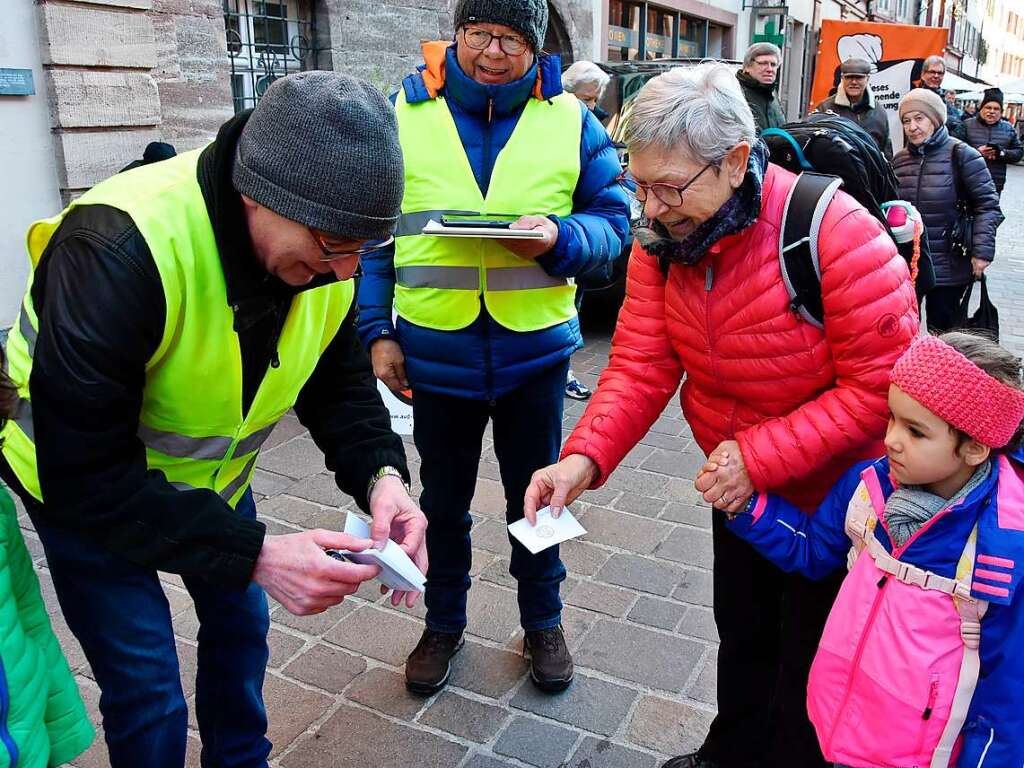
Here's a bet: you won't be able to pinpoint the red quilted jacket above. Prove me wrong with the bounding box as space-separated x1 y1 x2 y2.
563 164 919 511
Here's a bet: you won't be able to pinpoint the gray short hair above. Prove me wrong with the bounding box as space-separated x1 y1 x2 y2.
923 54 945 72
562 61 611 95
621 63 757 164
743 42 781 69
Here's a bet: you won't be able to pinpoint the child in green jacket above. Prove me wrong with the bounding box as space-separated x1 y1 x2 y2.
0 348 93 767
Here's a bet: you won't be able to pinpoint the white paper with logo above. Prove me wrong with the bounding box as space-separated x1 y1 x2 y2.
507 506 586 555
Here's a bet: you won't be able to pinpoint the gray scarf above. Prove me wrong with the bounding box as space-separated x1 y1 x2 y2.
884 462 991 548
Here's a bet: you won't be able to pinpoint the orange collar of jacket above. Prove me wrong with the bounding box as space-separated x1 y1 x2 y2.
419 40 547 101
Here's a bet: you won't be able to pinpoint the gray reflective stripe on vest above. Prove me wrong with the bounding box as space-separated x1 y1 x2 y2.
486 267 569 291
137 424 233 461
11 396 33 442
19 308 37 358
219 453 258 503
396 210 479 237
396 266 480 290
234 422 277 457
170 481 197 492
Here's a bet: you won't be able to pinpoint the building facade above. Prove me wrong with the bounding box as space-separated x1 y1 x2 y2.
0 0 595 326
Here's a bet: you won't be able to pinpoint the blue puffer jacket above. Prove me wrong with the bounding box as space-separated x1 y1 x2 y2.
954 116 1024 193
892 127 1003 286
357 45 629 400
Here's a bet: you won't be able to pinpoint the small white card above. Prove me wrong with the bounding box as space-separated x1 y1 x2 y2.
330 512 426 593
507 506 587 555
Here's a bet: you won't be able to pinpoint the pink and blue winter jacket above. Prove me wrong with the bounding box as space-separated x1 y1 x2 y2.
728 455 1024 767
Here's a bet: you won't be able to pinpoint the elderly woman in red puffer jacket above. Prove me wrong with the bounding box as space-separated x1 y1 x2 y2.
525 63 918 768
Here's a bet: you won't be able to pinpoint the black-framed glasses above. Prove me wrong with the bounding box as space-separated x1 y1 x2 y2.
309 229 395 262
630 164 715 208
461 26 530 56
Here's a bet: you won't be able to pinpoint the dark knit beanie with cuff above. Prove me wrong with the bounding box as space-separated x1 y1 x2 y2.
454 0 549 53
232 71 404 241
981 88 1005 109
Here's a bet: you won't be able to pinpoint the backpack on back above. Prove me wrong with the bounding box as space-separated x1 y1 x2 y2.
763 114 934 328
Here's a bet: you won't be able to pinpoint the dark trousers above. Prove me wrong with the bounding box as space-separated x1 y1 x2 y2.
412 360 570 633
924 283 969 334
28 489 271 768
698 511 843 768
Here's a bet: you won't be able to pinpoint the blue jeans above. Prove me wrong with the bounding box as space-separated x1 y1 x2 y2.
28 489 271 768
412 360 569 634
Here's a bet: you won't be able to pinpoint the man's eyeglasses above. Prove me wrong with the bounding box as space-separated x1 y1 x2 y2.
923 69 945 77
309 229 394 262
628 164 715 208
462 26 530 56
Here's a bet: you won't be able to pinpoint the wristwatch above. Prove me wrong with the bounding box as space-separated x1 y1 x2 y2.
367 465 409 501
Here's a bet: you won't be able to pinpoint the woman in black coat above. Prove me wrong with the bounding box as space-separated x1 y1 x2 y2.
893 88 1003 333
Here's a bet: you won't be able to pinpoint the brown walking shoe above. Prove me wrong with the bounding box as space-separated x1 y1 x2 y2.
523 626 574 693
405 628 464 695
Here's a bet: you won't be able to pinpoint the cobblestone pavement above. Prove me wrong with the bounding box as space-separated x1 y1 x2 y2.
17 166 1024 768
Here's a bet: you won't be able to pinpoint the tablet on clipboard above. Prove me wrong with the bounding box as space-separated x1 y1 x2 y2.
421 217 545 239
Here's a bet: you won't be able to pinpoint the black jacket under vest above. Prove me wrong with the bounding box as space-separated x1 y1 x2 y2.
0 112 409 588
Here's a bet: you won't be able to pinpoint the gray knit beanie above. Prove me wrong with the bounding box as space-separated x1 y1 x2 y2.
454 0 548 52
899 87 947 130
232 71 404 240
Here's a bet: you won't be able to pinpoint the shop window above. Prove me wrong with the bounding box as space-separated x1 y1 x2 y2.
608 0 642 61
224 0 316 112
678 15 706 57
645 6 674 59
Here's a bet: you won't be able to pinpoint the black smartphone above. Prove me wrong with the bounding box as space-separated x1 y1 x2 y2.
440 216 513 229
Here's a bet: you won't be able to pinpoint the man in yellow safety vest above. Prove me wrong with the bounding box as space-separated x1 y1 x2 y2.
0 72 426 767
358 0 629 697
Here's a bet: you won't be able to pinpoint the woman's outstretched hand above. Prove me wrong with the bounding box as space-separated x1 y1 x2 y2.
523 454 599 524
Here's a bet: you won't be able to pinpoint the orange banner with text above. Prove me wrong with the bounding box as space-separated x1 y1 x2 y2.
811 20 948 151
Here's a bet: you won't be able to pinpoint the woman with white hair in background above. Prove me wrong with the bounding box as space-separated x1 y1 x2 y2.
560 59 614 400
562 60 612 122
525 63 918 768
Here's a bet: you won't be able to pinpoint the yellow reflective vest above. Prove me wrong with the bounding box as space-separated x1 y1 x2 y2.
393 90 582 333
1 150 353 507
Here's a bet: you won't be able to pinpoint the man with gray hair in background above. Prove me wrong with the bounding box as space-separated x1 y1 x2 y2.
737 42 785 133
919 54 962 132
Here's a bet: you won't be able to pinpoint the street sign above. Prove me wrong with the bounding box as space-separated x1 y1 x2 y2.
0 69 35 96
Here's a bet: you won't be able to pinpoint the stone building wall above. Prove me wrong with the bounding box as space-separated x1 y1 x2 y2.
30 0 594 201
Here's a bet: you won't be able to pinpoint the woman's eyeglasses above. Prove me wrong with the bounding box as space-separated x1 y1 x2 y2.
627 163 715 208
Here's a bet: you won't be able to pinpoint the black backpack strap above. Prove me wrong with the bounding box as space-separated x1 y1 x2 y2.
779 172 844 329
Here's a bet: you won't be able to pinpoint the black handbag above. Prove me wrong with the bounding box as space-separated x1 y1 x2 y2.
950 141 975 261
956 275 999 341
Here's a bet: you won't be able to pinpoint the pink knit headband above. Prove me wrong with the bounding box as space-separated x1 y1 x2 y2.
891 335 1024 448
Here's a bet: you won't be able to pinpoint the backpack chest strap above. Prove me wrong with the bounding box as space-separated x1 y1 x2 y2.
865 536 972 599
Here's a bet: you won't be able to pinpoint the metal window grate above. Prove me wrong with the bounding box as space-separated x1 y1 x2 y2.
224 0 317 112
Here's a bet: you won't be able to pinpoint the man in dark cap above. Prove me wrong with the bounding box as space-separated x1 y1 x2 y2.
0 72 426 767
816 58 892 157
358 0 629 697
955 87 1024 197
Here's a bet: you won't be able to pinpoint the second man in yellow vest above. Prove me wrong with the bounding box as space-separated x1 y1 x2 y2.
358 0 630 695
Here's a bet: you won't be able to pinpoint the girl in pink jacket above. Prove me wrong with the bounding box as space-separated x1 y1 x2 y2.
717 332 1024 767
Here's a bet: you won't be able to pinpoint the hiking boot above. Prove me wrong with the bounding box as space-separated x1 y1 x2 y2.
405 629 464 695
523 626 574 693
565 371 592 400
661 754 720 768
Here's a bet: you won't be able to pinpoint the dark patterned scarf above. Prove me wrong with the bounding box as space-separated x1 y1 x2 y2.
632 140 768 267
